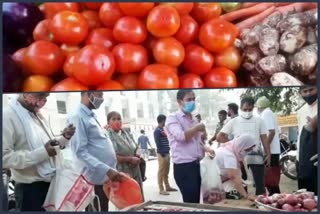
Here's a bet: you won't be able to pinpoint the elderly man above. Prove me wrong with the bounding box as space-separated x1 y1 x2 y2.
3 93 75 211
256 96 281 195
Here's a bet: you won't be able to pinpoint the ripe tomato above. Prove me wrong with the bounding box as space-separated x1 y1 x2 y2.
199 19 238 53
33 19 54 42
82 3 103 10
72 45 116 86
113 17 147 44
179 73 204 88
147 5 180 37
81 10 103 30
51 77 89 91
99 3 124 27
118 3 155 18
85 28 116 51
24 41 65 76
50 11 89 45
183 44 214 75
203 67 237 88
43 2 80 19
144 35 158 52
138 64 179 89
190 3 222 24
96 80 125 90
112 43 148 73
60 44 80 56
152 37 185 67
12 48 30 76
160 2 194 15
117 73 139 89
63 51 78 76
174 15 199 45
214 46 241 72
23 75 55 92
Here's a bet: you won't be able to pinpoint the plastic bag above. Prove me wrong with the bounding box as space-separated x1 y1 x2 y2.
200 155 225 204
103 173 143 209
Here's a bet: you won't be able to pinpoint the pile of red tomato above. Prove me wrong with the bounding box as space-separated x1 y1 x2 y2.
14 2 242 91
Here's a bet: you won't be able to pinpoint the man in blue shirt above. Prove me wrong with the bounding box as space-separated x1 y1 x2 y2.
138 130 153 161
154 114 177 195
69 92 123 211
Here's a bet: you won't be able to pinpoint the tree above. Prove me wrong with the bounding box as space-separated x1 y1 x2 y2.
241 87 301 115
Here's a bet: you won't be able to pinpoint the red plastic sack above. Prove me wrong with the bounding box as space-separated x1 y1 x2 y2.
103 173 143 209
265 166 281 187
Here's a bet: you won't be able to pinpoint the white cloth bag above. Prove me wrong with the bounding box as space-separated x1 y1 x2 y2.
43 150 95 211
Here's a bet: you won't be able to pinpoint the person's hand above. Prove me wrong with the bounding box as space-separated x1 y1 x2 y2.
204 145 215 159
195 123 206 132
107 169 124 182
45 140 59 157
62 124 76 140
310 154 318 166
130 156 141 165
246 194 256 201
264 153 271 167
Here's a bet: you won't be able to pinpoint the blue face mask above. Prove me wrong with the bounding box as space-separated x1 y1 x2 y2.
183 101 196 113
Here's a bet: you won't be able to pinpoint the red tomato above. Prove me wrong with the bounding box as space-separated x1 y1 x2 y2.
183 44 214 75
33 19 54 42
118 3 155 18
203 67 237 88
82 2 103 10
24 41 65 76
174 15 199 45
12 48 30 76
113 17 147 44
63 51 78 77
214 46 241 72
138 64 179 89
117 73 139 89
81 10 103 30
85 28 116 51
179 73 204 88
147 5 180 37
50 11 89 45
96 80 125 90
152 37 185 67
160 2 194 15
99 3 124 28
23 75 55 92
144 35 158 52
199 19 238 53
112 43 148 73
190 3 222 24
72 45 116 86
60 44 80 56
51 77 89 91
43 2 80 19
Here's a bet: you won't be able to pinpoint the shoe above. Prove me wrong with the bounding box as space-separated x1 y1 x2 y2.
159 191 170 195
166 187 178 192
226 190 241 200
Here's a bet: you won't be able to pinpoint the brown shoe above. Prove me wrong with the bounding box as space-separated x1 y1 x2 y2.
166 187 178 192
159 191 170 195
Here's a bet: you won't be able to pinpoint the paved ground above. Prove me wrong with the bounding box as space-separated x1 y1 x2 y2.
109 156 297 211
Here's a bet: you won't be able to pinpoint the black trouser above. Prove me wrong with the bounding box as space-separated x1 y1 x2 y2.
266 154 281 195
94 185 109 211
248 164 266 195
296 161 318 195
15 181 50 211
173 161 201 203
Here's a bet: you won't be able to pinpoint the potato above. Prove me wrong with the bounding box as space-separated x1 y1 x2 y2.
270 72 303 86
241 25 268 46
256 54 286 76
280 25 307 54
262 11 283 28
259 27 280 56
306 27 317 44
242 46 264 71
290 44 317 75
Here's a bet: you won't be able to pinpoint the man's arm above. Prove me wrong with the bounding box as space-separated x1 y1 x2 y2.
259 119 271 166
216 120 234 143
154 129 161 149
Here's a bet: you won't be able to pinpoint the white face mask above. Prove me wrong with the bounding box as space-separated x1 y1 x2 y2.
240 111 253 119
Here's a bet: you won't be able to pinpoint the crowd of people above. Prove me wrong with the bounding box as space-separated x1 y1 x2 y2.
2 86 318 211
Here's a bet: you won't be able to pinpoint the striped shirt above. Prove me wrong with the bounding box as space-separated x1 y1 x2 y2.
154 127 170 155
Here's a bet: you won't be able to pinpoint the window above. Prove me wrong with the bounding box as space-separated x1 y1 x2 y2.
57 101 67 114
149 104 154 119
105 106 109 117
137 103 144 118
122 108 130 119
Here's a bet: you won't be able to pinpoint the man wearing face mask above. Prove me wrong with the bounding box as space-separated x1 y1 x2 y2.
69 92 123 211
296 86 318 194
165 89 215 203
217 96 271 196
3 93 75 211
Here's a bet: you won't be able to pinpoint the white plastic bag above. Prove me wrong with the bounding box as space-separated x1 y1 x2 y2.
43 150 95 211
200 155 225 204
